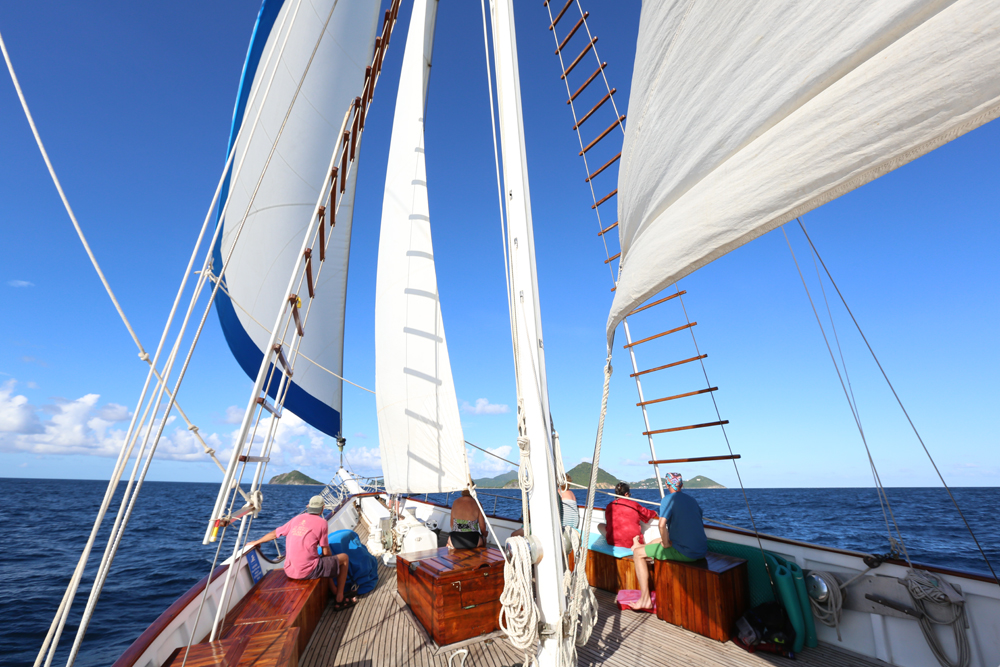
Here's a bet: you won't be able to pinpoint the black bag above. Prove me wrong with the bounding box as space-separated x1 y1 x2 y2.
734 602 796 658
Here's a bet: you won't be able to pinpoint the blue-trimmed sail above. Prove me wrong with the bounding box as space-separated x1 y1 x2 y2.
213 0 380 437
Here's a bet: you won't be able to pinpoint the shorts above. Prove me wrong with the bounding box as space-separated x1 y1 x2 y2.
306 554 341 580
450 531 483 549
644 543 701 562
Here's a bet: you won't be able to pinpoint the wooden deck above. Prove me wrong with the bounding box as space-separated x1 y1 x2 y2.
300 562 886 667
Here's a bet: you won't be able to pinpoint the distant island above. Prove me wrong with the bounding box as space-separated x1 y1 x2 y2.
565 462 618 489
269 470 323 485
474 463 619 489
631 474 724 489
473 470 519 488
473 464 721 491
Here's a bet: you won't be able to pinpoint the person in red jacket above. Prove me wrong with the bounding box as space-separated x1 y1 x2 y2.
601 482 658 548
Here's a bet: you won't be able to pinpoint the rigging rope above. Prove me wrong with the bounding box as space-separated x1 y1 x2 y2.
782 226 914 567
796 218 999 586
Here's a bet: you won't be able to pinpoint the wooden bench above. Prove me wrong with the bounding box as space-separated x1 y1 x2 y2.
585 548 650 593
653 553 749 642
220 568 328 656
162 627 300 667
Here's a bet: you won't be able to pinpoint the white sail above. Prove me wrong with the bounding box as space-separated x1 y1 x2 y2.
214 0 380 437
374 0 468 495
609 0 1000 337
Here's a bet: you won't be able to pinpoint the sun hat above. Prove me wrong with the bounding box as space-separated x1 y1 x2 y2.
307 495 325 514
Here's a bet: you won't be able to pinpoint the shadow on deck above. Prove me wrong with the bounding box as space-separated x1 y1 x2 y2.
300 561 883 667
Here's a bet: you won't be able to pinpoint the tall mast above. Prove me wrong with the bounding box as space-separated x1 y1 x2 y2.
489 1 565 665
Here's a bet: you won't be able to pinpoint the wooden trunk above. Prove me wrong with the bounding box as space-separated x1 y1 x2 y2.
396 547 505 647
653 553 749 642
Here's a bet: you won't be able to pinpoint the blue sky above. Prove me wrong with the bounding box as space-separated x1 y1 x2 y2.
1 1 996 489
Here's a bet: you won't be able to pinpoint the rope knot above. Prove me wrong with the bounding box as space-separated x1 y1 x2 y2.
517 435 530 452
138 352 150 362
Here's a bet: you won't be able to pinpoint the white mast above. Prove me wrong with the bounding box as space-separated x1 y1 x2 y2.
489 1 566 665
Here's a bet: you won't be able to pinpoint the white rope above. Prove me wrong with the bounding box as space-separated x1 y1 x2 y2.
499 537 540 663
568 350 613 650
808 570 847 640
904 570 970 667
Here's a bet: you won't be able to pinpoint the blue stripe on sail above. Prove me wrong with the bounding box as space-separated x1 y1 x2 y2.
212 0 341 438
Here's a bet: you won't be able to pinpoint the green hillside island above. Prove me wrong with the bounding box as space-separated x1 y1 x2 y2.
630 475 725 489
268 470 323 486
474 463 620 489
472 470 518 488
565 462 619 489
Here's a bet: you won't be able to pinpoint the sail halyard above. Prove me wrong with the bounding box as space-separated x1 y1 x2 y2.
374 0 470 495
609 0 1000 340
489 1 567 665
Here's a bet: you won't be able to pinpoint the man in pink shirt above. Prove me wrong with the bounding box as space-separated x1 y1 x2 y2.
247 495 356 609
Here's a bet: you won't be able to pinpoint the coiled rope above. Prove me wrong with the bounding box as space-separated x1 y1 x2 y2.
904 570 970 667
499 537 540 661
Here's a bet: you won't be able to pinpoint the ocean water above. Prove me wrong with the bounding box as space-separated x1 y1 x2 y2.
2 478 997 667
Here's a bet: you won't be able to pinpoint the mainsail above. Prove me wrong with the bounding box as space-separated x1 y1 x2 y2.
609 0 1000 338
374 0 468 494
213 0 380 437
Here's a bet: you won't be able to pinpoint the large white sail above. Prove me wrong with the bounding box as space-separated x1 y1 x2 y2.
609 0 1000 337
214 0 380 437
374 0 468 494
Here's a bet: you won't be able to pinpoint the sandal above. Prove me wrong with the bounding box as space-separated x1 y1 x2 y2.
332 596 358 611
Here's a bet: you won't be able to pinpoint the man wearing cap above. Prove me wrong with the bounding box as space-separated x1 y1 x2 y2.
247 495 356 610
628 473 708 612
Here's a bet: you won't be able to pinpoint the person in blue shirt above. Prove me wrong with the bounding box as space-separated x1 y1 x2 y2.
628 472 708 611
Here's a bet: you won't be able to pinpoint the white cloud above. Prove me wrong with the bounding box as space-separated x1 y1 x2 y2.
466 444 517 478
95 403 130 422
460 398 510 415
7 280 34 288
0 381 42 434
26 381 39 389
21 356 48 368
222 405 244 424
353 432 368 439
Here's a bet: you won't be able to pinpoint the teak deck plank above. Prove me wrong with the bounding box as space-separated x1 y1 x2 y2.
300 558 884 667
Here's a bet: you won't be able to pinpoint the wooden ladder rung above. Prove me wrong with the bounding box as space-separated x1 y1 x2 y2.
630 354 706 378
547 0 573 31
289 294 304 337
304 249 315 298
637 387 717 407
592 188 617 209
256 396 281 417
598 221 618 236
648 454 741 465
317 207 326 262
573 88 614 130
603 252 620 264
580 115 625 155
555 13 587 54
643 420 729 436
628 290 686 316
272 344 293 377
623 321 696 348
562 36 598 80
567 62 606 103
586 151 620 183
238 455 270 463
